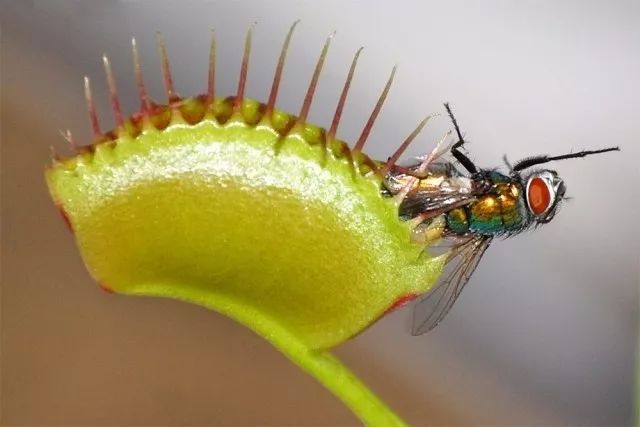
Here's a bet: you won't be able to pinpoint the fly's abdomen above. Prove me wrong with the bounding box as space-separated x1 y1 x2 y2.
447 182 527 236
446 207 470 234
444 197 504 236
468 195 506 235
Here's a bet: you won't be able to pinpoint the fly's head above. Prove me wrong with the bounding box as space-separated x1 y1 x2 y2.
522 169 566 224
507 146 619 227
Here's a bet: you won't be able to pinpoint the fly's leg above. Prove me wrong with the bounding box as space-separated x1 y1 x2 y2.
450 140 478 174
444 103 478 175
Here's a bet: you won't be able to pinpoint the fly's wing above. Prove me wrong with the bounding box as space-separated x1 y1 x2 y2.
399 189 476 219
386 162 481 220
411 235 493 335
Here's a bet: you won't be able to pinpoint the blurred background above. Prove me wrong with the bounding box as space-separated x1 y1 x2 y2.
2 0 639 425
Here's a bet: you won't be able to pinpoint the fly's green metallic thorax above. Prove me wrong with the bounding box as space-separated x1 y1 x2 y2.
447 185 523 234
445 171 529 236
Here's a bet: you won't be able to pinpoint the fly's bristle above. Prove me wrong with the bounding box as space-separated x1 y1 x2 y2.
83 76 102 138
297 31 334 125
354 65 396 152
102 55 124 128
266 20 300 117
156 32 178 103
131 38 151 113
328 47 363 142
207 30 216 103
381 115 433 176
234 22 256 114
394 130 452 204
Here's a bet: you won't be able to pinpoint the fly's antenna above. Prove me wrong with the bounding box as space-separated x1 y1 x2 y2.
512 147 620 172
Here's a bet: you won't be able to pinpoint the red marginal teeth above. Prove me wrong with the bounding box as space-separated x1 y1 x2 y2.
156 32 180 104
83 76 102 139
233 22 256 115
57 204 73 232
328 46 363 143
63 24 434 184
265 20 299 118
102 54 124 128
353 65 396 153
99 283 115 294
207 30 216 104
131 37 151 113
380 115 433 177
297 31 334 126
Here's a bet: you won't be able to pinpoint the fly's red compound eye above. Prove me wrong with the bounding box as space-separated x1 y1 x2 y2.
527 177 551 215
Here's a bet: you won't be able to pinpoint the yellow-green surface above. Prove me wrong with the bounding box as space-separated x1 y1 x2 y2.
45 98 446 425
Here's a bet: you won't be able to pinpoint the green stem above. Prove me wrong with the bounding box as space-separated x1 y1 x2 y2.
227 305 408 425
277 341 407 426
127 286 407 426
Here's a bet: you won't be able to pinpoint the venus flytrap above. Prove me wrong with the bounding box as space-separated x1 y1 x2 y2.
46 24 448 426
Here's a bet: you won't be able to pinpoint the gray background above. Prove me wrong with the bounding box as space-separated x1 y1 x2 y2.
2 0 639 425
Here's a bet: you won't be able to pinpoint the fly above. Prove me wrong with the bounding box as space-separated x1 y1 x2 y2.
384 103 619 335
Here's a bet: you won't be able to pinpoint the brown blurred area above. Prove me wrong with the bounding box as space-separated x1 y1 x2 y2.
1 1 637 426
